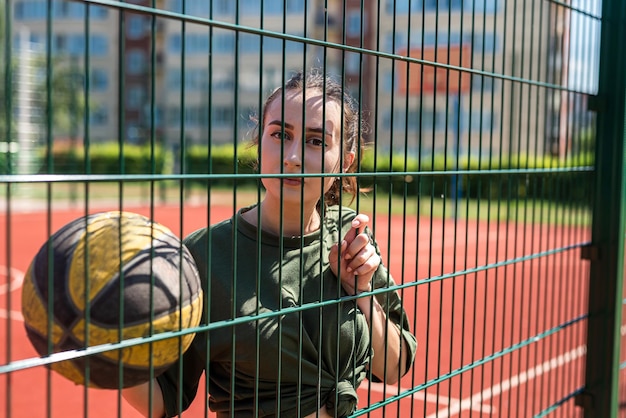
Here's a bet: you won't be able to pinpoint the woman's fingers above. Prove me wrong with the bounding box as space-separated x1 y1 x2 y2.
345 214 370 243
351 213 370 230
345 242 376 273
331 214 380 291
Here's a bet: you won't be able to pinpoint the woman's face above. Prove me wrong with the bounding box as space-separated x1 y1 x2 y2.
259 89 354 208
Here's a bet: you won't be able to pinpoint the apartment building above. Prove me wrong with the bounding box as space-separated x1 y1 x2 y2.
159 0 330 146
9 0 572 159
11 0 119 142
336 0 564 159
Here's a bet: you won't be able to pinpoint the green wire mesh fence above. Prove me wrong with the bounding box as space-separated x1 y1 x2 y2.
1 0 624 417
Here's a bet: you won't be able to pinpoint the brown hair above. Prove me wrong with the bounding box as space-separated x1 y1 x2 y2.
251 68 369 207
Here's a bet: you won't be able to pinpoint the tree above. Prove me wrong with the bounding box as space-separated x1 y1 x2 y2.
0 1 9 142
0 2 85 174
0 1 16 174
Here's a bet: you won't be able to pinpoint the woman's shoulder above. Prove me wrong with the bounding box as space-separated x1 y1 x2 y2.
183 217 233 249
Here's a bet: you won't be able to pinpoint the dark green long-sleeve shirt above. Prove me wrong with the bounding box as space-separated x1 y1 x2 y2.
156 205 417 417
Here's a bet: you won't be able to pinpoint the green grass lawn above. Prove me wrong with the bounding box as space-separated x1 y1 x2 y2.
1 181 591 226
352 191 591 226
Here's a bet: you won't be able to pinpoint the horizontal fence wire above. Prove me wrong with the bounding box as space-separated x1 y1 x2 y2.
0 166 596 183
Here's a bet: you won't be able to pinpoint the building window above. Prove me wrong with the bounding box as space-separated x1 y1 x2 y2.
166 69 181 90
91 5 108 19
286 0 305 14
469 109 498 132
168 0 306 17
466 0 500 13
127 15 148 40
263 36 305 54
424 0 438 11
212 106 234 127
185 33 210 54
388 0 496 14
90 35 108 56
213 33 235 54
169 0 210 16
346 11 362 38
15 1 46 19
214 0 234 15
168 0 181 12
472 32 500 53
264 37 282 53
13 32 44 51
53 35 108 56
126 86 146 110
384 32 408 53
66 35 85 56
168 35 182 54
423 31 468 47
264 1 283 15
212 71 234 91
240 33 262 53
126 124 142 143
90 106 108 126
387 30 470 52
167 106 180 125
167 68 213 91
240 0 261 15
263 68 279 88
471 75 499 93
91 69 108 91
189 69 209 90
386 0 421 15
383 107 451 133
126 50 147 75
15 0 108 20
168 34 211 55
345 52 361 74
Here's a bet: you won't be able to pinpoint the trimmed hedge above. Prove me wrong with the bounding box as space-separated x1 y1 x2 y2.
359 151 595 204
40 143 167 175
21 141 594 205
183 144 594 204
184 144 257 187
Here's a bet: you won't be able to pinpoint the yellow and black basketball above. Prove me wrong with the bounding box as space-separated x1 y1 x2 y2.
21 211 203 389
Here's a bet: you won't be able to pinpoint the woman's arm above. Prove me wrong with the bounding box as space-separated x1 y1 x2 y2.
329 213 411 383
355 294 408 383
122 380 166 418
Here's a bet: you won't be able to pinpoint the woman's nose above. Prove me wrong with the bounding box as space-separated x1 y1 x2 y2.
283 140 302 167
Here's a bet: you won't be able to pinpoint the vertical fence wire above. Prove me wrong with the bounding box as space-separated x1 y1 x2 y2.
1 1 11 417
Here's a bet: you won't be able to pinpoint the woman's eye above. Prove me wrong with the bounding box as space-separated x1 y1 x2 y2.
308 137 325 147
271 131 290 141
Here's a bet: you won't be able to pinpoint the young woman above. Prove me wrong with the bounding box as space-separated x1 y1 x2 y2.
123 69 417 417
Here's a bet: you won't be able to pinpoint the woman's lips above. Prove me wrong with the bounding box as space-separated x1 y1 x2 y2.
282 178 302 186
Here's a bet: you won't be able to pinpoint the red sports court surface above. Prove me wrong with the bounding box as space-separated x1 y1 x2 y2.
0 202 594 417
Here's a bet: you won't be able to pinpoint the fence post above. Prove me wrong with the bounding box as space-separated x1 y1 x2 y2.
582 0 626 416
